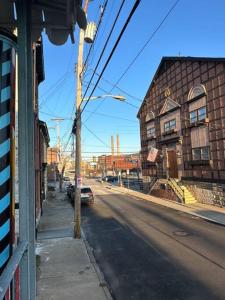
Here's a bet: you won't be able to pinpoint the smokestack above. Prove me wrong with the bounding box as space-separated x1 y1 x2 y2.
111 136 114 156
116 134 120 156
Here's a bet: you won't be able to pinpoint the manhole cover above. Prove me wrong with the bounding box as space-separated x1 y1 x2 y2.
173 230 190 237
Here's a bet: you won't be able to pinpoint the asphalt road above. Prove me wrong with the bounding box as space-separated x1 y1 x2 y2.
81 179 225 300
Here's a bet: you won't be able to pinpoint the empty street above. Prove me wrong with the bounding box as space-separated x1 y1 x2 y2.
82 180 225 300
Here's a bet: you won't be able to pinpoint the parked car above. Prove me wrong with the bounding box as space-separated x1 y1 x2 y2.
102 176 117 183
67 184 74 199
80 186 94 205
68 185 94 206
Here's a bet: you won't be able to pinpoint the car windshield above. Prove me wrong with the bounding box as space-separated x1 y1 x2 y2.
81 188 92 193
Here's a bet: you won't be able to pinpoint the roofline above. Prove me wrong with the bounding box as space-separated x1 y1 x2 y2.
39 120 50 146
137 56 225 118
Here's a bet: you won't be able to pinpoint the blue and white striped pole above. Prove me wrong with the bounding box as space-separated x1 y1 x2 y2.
0 37 13 274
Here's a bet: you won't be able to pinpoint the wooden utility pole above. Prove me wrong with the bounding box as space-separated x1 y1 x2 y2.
74 0 89 238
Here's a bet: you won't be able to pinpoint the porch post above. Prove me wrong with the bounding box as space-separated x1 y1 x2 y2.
17 1 36 299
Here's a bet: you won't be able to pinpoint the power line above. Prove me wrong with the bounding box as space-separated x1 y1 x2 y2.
82 0 180 123
82 80 139 124
81 0 126 101
79 0 142 118
93 70 142 102
81 0 109 76
110 0 181 92
82 123 111 148
39 71 72 108
40 109 138 123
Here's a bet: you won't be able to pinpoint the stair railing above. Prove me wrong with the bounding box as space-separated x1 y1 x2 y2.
168 178 184 203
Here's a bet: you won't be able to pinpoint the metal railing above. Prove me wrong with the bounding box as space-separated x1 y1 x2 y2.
0 242 28 299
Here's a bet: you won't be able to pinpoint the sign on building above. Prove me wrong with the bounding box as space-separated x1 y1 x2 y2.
147 147 158 162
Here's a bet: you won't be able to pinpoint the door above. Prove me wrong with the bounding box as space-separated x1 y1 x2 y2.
167 150 178 178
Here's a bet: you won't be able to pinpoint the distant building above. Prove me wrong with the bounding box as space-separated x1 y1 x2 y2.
98 154 140 175
47 147 59 164
47 147 60 181
138 57 225 206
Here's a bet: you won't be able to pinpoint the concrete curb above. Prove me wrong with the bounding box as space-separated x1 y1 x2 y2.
107 184 225 227
81 229 114 300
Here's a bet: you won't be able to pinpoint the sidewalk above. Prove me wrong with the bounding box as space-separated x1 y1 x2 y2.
36 187 111 300
108 184 225 226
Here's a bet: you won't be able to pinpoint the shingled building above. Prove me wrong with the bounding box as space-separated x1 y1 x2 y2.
137 57 225 206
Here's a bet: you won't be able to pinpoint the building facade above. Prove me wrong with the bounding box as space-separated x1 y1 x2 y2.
138 57 225 206
98 154 140 176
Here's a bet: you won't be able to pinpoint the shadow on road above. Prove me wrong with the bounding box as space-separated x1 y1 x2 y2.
81 193 225 300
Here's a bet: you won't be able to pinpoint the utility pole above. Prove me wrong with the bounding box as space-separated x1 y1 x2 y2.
74 0 89 238
51 118 64 159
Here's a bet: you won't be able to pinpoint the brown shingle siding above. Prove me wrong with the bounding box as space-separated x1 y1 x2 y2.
138 57 225 182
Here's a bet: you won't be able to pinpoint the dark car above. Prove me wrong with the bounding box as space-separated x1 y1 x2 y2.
67 184 74 199
106 176 117 183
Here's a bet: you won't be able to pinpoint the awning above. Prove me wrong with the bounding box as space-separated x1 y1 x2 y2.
0 0 87 45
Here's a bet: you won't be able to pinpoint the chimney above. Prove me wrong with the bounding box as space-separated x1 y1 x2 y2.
116 134 120 156
111 136 114 157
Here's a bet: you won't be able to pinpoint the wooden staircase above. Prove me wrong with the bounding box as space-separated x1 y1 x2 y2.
168 178 197 204
179 184 197 204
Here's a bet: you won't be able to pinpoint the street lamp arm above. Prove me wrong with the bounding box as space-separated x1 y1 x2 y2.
82 94 125 101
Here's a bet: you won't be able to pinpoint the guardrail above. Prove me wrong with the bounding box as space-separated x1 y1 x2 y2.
0 241 28 299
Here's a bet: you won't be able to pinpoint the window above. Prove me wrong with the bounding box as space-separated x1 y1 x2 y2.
192 146 210 160
147 126 155 137
190 106 207 123
164 119 176 132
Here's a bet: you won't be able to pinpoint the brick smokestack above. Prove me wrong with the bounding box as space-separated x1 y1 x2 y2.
111 136 114 156
116 134 120 156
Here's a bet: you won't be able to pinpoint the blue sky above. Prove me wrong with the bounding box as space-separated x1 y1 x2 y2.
39 0 225 160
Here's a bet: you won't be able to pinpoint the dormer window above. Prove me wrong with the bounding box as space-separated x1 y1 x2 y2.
190 106 207 123
164 119 176 132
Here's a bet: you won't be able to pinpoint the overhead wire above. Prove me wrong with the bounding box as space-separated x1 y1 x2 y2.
82 123 111 148
79 0 142 118
81 0 127 101
89 0 116 67
81 0 109 77
109 0 181 93
82 0 180 122
40 109 138 123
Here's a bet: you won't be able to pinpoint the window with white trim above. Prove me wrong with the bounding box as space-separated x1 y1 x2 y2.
191 126 210 160
190 106 207 123
164 119 176 132
146 123 155 138
192 146 210 160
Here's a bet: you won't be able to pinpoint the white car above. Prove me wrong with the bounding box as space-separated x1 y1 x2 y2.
80 186 94 205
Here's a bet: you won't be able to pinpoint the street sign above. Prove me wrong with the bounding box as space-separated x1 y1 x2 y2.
77 176 83 188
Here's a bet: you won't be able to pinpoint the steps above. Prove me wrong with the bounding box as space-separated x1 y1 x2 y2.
168 178 197 204
180 185 197 204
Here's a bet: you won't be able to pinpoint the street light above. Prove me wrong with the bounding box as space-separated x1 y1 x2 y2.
74 93 125 239
82 94 126 102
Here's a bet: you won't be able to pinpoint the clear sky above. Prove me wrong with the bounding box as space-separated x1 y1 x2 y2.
39 0 225 160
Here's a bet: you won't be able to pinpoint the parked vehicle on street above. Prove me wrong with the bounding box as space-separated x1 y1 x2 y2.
102 176 117 183
67 185 94 206
67 184 74 199
80 186 94 205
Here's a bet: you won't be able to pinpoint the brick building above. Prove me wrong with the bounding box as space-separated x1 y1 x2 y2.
98 154 140 175
137 57 225 206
